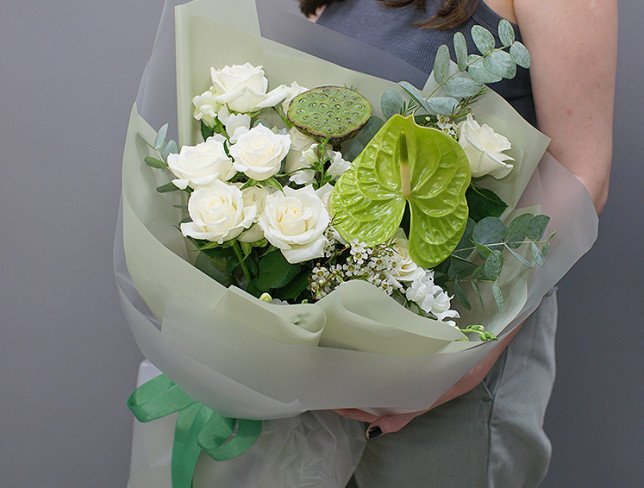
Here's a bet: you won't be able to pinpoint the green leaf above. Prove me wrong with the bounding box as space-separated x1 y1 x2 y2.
527 215 550 241
381 89 405 119
145 156 168 169
262 177 283 191
254 250 302 291
433 44 451 84
506 213 535 249
466 184 508 222
471 25 496 55
484 250 504 281
542 242 551 258
161 140 178 160
531 242 545 266
427 97 459 116
201 121 216 141
156 182 180 193
273 272 310 301
345 116 385 160
471 280 484 307
472 217 508 250
155 124 168 150
498 19 516 47
506 245 534 268
468 63 503 84
195 252 231 286
332 115 471 268
453 32 469 71
444 77 484 98
448 257 478 280
484 50 516 79
510 41 532 68
492 281 505 310
453 280 472 310
399 81 433 114
453 218 475 258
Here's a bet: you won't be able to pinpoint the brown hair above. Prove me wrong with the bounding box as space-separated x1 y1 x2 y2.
299 0 480 30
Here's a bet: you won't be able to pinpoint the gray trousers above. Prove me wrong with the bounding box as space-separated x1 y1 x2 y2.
348 289 558 488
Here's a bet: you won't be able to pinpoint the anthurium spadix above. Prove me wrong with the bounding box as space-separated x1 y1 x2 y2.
332 115 471 268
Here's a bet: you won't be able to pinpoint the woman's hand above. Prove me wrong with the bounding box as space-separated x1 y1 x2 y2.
515 0 618 214
334 325 522 437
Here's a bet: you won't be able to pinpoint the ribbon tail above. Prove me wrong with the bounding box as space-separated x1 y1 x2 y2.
172 403 214 488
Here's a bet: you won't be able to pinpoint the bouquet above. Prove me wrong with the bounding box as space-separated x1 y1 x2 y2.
116 1 598 487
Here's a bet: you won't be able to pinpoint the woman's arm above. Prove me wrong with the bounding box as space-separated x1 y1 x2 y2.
515 0 618 214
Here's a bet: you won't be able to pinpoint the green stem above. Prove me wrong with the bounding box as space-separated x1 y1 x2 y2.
232 242 252 286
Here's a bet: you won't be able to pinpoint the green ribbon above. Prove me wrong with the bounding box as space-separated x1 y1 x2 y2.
127 374 262 488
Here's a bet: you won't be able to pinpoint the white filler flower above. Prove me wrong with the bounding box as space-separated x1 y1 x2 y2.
459 114 514 179
167 135 235 190
192 90 221 127
230 125 291 181
210 63 290 114
181 181 257 244
406 270 460 327
259 186 331 264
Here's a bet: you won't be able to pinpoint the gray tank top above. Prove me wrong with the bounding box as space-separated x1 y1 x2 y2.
317 0 536 126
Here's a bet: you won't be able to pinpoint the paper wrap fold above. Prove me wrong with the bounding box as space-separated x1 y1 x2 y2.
117 1 598 486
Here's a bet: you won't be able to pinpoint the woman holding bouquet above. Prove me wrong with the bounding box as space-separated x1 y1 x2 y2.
299 0 617 486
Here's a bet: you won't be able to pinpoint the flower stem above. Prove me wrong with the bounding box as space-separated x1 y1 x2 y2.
232 242 252 286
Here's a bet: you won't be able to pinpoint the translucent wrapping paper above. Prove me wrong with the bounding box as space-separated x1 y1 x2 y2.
117 1 599 486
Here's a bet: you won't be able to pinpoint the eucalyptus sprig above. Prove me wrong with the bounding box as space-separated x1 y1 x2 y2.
140 123 186 194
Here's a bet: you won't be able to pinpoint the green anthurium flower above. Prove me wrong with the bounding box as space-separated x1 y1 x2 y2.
331 115 471 268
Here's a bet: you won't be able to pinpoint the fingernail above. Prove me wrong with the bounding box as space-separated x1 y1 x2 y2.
367 426 382 439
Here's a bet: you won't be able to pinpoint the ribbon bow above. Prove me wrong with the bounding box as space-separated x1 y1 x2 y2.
127 374 262 488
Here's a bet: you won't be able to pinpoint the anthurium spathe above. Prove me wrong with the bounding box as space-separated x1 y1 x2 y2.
331 115 471 268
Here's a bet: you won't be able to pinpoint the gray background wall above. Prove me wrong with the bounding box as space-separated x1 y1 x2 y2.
0 1 641 486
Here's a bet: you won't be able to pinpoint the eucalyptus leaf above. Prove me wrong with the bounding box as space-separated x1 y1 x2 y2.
531 242 545 266
466 184 508 222
381 89 405 119
527 215 550 241
448 257 478 280
484 50 516 79
145 156 168 169
472 217 508 250
444 77 484 98
471 280 484 307
468 63 503 84
510 41 532 68
433 44 451 84
156 182 180 193
506 213 535 249
332 115 471 268
453 218 475 258
492 282 505 310
427 97 459 116
453 32 469 71
155 124 168 150
484 250 504 281
471 25 496 55
506 245 534 268
498 19 516 47
161 140 178 160
399 81 433 114
453 280 472 310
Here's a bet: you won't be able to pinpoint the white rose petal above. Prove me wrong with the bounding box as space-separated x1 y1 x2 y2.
281 81 309 114
285 127 317 174
230 125 291 181
167 136 235 190
192 90 221 127
326 150 351 180
259 186 330 264
181 181 257 244
388 235 425 284
210 63 290 113
459 114 514 179
217 106 251 142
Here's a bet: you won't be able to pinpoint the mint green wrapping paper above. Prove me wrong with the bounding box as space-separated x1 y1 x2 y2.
117 1 598 486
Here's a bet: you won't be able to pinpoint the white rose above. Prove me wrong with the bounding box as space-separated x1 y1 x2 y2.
326 150 351 180
217 106 251 142
181 181 257 244
259 186 331 264
459 114 514 179
192 90 221 127
238 186 271 243
210 63 290 113
388 234 425 284
230 125 291 181
281 81 309 114
285 127 317 174
167 136 235 190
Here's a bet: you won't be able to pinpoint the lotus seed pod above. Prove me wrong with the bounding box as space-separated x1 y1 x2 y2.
287 86 372 145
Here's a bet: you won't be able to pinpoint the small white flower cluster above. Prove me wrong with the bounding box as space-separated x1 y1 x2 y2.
405 270 460 328
436 115 460 140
